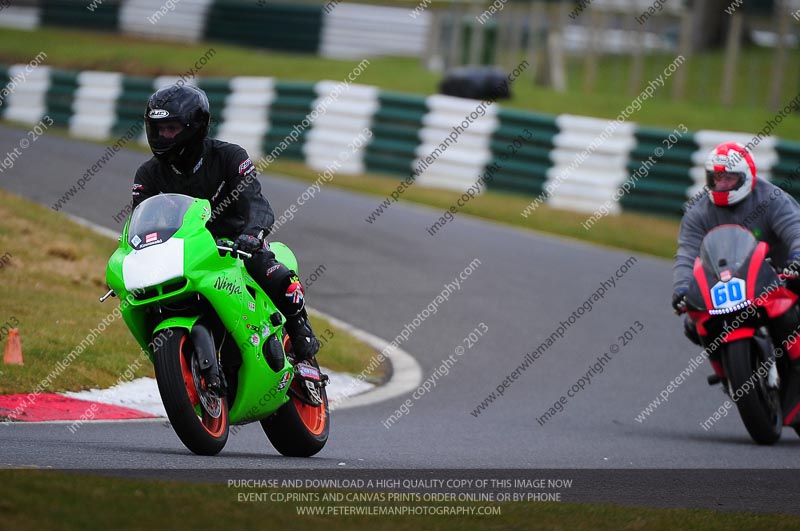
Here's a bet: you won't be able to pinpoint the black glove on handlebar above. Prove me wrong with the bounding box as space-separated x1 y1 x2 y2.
783 253 800 279
672 287 688 315
234 233 263 253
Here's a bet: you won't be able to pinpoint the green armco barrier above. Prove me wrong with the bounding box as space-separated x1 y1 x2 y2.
494 122 558 146
45 69 80 128
369 122 420 144
196 78 230 106
112 75 152 137
485 158 551 195
363 138 427 176
204 1 323 54
773 139 800 203
196 78 232 138
488 135 552 163
41 0 120 31
273 80 317 96
376 92 429 109
626 160 696 182
620 126 698 217
364 91 427 178
484 108 558 196
5 60 800 220
0 66 10 118
498 108 561 132
624 172 696 195
262 81 316 161
629 126 697 163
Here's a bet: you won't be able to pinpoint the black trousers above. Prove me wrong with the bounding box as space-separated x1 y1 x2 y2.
244 248 303 318
767 305 800 363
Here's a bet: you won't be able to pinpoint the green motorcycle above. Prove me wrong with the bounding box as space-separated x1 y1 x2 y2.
102 193 329 456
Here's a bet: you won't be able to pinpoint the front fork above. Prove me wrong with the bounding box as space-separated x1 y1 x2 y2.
714 332 780 398
191 324 223 395
751 333 780 391
154 317 224 397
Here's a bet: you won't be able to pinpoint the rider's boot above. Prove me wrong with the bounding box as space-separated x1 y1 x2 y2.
285 308 320 362
284 306 324 406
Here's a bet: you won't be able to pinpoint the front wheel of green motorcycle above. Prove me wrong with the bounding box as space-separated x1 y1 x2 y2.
261 350 329 457
153 329 228 456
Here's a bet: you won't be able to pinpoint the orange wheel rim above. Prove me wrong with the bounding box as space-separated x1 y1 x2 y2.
292 380 326 436
282 334 291 354
201 403 227 437
285 336 325 436
179 336 200 406
179 334 226 437
295 398 325 435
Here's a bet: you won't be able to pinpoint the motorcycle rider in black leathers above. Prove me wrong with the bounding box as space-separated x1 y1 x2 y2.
132 84 320 362
673 141 800 428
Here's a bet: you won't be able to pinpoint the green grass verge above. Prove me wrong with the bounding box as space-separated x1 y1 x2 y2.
1 470 799 530
0 188 384 395
1 27 799 138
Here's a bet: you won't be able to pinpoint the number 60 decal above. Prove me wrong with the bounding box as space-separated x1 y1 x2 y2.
710 278 746 309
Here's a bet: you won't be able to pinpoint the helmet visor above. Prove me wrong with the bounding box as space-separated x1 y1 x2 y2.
145 116 195 158
707 171 745 193
153 119 184 139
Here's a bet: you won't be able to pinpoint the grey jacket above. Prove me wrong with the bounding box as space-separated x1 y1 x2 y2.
673 179 800 292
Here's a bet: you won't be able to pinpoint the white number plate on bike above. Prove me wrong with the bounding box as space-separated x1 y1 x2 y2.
710 277 747 309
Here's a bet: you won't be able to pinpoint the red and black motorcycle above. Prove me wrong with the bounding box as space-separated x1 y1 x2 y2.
685 224 799 445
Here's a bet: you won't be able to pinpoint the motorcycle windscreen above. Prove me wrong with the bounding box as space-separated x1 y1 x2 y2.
128 193 195 250
699 225 758 281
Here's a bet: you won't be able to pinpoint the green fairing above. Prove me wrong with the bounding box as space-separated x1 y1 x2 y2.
106 194 296 424
270 241 298 274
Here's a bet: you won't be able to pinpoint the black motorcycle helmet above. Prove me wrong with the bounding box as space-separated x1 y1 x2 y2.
144 84 210 172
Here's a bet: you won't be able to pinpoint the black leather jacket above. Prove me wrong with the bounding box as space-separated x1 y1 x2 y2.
132 138 274 239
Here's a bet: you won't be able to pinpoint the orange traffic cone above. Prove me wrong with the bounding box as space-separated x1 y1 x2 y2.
4 328 23 365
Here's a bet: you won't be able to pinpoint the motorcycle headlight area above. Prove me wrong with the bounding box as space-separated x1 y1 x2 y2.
708 300 752 315
122 238 185 291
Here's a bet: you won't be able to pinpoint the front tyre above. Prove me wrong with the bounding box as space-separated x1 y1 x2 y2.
153 329 228 455
723 340 781 445
261 357 329 457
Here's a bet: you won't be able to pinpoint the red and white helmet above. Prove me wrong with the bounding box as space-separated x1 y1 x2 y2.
704 142 757 206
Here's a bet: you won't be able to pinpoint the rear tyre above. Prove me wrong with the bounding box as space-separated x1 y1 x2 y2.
153 329 228 455
723 340 781 445
261 356 329 457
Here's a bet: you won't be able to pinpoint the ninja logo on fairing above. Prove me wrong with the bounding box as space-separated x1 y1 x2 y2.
214 276 242 295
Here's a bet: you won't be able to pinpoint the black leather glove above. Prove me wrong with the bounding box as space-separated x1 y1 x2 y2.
783 253 800 278
234 233 263 253
672 287 688 315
